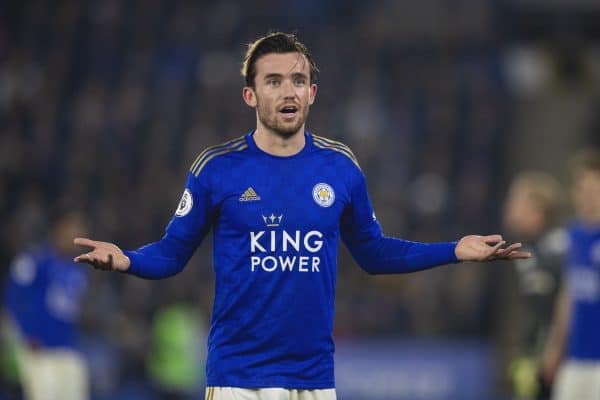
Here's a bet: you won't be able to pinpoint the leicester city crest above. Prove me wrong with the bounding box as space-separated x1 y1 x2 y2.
312 183 335 208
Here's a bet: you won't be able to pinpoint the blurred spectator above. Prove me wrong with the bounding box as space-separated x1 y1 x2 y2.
502 172 567 399
541 149 600 400
2 208 90 400
147 303 207 400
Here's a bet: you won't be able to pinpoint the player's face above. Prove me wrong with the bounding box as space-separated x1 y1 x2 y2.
503 183 545 237
572 170 600 222
243 52 317 138
53 212 89 256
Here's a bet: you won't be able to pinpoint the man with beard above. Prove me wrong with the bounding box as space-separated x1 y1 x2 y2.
73 32 530 400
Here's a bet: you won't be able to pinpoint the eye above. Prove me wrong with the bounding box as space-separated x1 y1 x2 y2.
294 77 306 86
268 79 281 87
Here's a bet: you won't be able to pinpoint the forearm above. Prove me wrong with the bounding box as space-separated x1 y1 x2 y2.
123 233 196 279
542 286 570 373
348 235 459 274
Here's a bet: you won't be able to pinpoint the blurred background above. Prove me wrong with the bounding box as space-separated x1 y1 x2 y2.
1 0 600 399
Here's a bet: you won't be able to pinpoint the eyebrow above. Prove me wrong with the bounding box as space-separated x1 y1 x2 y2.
264 73 283 81
263 72 309 81
291 72 308 80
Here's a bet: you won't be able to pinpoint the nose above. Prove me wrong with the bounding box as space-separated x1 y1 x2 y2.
281 79 296 99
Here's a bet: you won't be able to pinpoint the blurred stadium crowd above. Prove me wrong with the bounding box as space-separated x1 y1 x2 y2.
1 0 600 398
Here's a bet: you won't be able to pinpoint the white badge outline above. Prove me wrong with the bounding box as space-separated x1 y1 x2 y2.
175 188 193 217
312 183 335 208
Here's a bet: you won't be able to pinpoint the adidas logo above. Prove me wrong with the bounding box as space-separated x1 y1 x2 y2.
239 187 261 202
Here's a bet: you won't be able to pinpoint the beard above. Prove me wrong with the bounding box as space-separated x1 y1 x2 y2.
256 99 309 139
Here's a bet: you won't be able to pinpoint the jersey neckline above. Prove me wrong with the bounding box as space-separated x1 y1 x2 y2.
570 219 600 235
245 130 313 160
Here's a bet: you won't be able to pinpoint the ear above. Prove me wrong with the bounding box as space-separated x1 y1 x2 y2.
242 86 257 108
308 83 318 106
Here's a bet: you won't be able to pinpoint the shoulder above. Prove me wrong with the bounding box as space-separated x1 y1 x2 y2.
310 133 361 171
9 248 44 286
566 221 594 241
189 135 249 178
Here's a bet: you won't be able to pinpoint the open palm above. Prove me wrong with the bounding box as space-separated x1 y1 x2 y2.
73 238 130 271
455 234 531 262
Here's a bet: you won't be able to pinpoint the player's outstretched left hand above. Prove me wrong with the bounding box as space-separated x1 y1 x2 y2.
455 234 532 262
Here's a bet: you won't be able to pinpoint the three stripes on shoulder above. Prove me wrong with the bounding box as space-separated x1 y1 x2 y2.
311 134 360 169
189 134 359 177
190 136 248 177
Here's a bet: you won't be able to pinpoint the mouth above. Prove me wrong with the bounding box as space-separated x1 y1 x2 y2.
279 105 299 119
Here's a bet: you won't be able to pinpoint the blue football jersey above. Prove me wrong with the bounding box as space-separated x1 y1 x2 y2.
125 131 458 388
4 244 88 348
565 222 600 360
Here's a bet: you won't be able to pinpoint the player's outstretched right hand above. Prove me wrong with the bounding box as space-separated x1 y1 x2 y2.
73 238 130 272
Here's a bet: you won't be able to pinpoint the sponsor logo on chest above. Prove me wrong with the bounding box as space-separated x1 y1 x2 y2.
240 182 337 273
249 213 323 273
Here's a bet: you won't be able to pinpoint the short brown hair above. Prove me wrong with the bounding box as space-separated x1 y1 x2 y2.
241 32 319 87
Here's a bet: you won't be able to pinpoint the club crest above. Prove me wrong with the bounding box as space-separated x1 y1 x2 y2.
312 183 335 208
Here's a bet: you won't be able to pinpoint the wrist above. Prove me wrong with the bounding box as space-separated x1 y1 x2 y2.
453 239 462 262
121 250 137 274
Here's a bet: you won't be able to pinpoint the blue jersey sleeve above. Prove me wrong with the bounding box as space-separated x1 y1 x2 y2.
124 171 214 279
3 252 42 340
340 168 458 274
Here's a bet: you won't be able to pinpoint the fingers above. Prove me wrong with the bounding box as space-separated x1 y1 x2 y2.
485 240 506 259
73 251 115 271
482 234 503 245
495 242 522 258
91 258 111 270
507 251 532 259
506 242 523 251
73 253 91 263
74 237 100 249
491 242 533 260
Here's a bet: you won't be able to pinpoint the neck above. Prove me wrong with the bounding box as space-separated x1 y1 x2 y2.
254 122 306 157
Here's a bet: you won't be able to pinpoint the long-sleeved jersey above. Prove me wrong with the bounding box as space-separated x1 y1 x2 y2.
124 131 458 388
4 244 88 349
565 221 600 360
